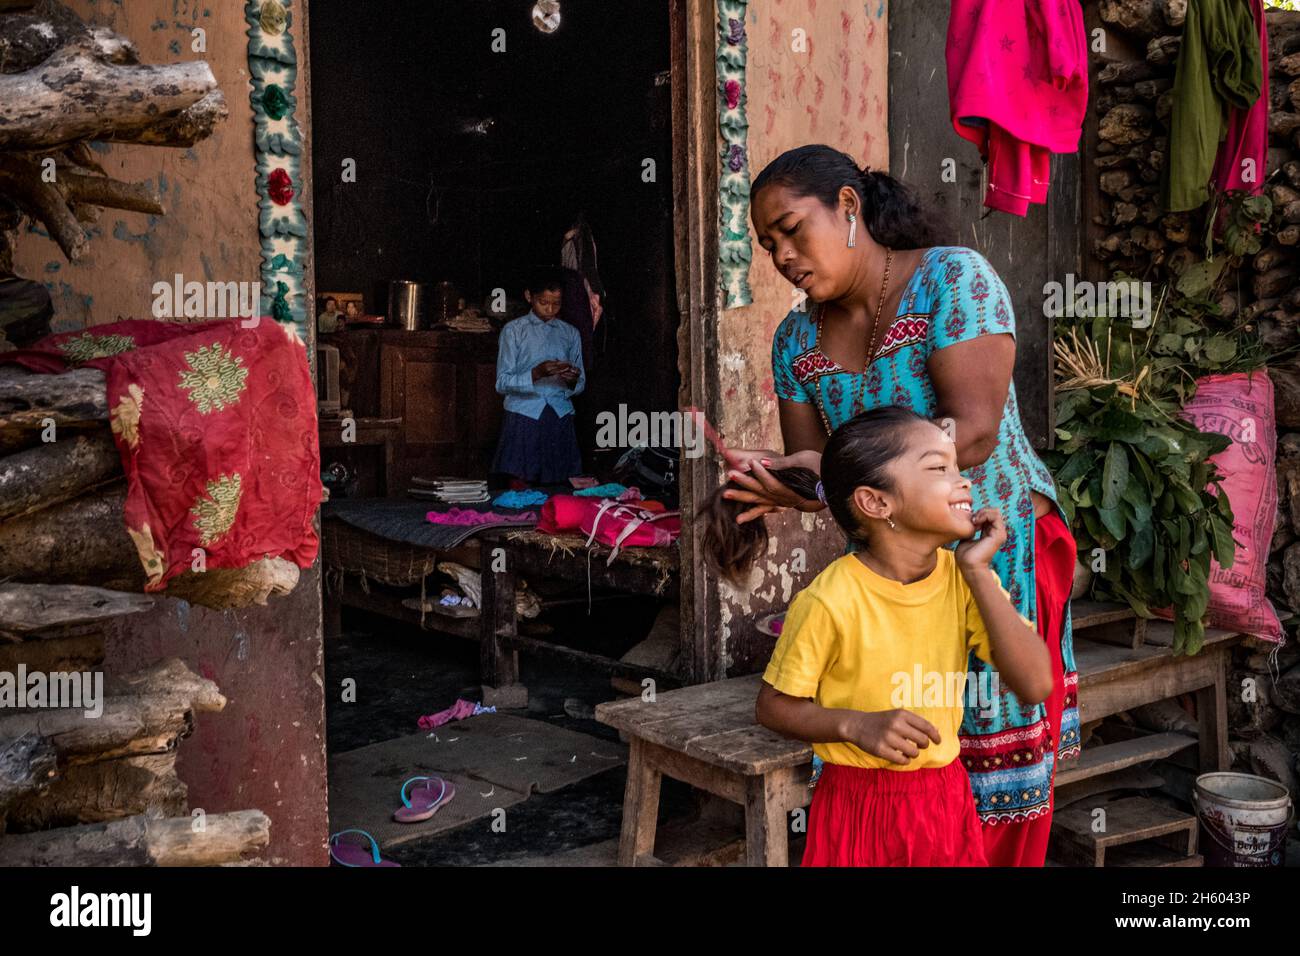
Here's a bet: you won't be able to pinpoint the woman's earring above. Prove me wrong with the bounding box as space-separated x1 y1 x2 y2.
886 515 896 530
847 214 858 249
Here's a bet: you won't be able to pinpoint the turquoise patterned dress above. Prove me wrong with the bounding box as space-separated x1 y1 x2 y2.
771 245 1080 825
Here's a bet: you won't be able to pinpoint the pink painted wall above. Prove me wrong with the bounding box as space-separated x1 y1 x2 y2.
12 0 328 865
716 0 890 673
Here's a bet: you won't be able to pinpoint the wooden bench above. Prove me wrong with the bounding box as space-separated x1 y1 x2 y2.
595 674 811 867
597 619 1243 868
1047 621 1241 866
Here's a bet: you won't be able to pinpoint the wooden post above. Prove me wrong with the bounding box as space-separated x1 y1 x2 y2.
1196 647 1231 771
671 0 722 683
479 534 519 687
744 773 789 867
618 737 663 866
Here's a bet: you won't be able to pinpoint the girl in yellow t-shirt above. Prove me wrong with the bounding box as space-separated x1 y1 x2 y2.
752 406 1053 866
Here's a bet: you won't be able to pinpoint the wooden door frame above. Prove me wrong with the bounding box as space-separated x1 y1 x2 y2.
671 0 722 684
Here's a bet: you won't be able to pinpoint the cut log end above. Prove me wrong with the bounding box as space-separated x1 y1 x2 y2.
0 583 153 636
0 810 271 867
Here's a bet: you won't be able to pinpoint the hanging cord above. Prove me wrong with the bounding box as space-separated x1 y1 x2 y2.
978 159 994 221
586 545 593 616
582 499 619 616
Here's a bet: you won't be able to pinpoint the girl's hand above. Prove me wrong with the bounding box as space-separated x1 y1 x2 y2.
843 709 942 766
722 459 823 524
955 507 1007 572
531 360 564 382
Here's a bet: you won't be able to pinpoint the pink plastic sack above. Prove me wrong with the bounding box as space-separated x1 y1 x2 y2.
1158 371 1282 643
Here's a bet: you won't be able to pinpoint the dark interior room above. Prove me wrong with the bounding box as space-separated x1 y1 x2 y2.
310 0 680 478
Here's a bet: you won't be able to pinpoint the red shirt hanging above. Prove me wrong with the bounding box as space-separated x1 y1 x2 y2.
946 0 1089 216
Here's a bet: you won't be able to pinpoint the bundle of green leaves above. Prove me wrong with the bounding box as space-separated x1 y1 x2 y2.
1046 275 1262 654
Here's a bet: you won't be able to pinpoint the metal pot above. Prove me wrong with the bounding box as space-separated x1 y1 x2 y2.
387 280 429 330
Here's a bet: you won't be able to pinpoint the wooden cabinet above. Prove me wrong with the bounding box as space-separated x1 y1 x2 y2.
379 330 502 490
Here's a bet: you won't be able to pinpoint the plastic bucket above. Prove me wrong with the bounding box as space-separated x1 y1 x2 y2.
1192 772 1293 868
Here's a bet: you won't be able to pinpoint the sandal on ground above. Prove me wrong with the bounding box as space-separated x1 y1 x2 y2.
329 829 400 867
393 775 456 824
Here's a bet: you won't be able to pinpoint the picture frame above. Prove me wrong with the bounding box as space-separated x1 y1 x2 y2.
317 291 364 332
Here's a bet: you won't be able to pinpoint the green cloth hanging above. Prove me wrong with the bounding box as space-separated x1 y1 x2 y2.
1162 0 1263 213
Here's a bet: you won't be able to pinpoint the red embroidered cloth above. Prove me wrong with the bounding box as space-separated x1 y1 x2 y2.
1 319 321 590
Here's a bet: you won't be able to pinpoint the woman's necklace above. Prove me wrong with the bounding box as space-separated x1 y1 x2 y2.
815 248 894 436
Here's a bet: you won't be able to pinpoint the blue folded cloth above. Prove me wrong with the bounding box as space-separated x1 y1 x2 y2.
573 482 629 499
493 489 550 508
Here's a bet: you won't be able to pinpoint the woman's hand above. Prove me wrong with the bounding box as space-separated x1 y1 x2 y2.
722 459 824 524
724 447 823 474
955 507 1007 572
843 709 942 766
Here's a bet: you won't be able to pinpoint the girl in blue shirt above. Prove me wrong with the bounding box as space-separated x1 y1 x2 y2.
492 268 586 483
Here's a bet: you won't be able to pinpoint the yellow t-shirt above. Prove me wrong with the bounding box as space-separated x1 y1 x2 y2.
762 549 1030 771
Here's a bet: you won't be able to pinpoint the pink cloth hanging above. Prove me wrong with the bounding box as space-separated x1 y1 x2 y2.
1211 0 1268 196
946 0 1088 216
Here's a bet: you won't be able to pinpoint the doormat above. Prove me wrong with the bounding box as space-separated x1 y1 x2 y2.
328 714 626 848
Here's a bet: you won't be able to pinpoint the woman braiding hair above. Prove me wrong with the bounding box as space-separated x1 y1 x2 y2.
720 144 1079 867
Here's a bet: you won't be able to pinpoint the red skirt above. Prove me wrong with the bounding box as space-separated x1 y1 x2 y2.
802 761 988 867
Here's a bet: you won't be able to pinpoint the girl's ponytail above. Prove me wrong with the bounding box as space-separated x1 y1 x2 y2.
699 406 933 581
699 467 821 585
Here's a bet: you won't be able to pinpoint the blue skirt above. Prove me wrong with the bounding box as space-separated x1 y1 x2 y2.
492 406 582 483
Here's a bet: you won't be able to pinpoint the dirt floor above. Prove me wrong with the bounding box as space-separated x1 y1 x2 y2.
323 601 1295 868
323 597 730 866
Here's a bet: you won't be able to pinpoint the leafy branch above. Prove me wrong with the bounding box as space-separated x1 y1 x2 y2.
1045 268 1258 654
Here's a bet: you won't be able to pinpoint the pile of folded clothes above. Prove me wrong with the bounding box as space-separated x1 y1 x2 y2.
442 308 492 333
408 477 490 504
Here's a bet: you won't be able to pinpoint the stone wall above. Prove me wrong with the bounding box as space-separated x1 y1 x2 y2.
1091 0 1300 794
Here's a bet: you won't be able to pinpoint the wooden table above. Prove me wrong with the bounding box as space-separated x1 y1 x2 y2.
478 528 679 689
1064 621 1239 782
319 415 402 496
595 673 810 867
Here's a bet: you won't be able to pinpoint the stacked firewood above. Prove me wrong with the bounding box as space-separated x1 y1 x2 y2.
0 1 278 866
1093 5 1300 351
0 0 227 278
0 585 270 865
1093 1 1300 793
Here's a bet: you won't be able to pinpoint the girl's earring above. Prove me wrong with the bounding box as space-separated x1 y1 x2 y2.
886 515 896 530
847 214 858 249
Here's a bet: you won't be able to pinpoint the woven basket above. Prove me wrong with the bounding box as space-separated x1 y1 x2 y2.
322 518 438 587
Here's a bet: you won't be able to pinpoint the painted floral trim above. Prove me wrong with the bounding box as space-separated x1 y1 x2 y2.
247 0 308 341
178 343 249 414
717 0 753 309
190 473 243 546
110 383 145 450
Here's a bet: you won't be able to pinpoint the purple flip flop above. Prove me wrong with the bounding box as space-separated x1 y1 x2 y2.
393 775 456 824
329 829 400 867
